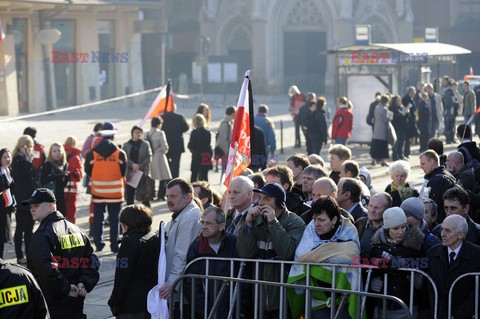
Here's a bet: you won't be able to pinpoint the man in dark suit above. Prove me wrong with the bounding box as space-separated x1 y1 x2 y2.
427 214 480 319
161 104 189 178
336 177 367 221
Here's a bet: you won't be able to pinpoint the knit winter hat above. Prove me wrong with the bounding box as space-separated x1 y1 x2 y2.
400 197 425 221
383 207 407 229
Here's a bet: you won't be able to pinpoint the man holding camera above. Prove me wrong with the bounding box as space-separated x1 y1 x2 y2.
236 183 305 318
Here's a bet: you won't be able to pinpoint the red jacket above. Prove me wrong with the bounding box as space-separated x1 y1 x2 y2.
332 107 353 139
63 145 82 194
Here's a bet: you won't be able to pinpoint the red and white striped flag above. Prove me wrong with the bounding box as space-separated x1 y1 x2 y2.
139 81 174 126
470 66 474 76
223 70 255 187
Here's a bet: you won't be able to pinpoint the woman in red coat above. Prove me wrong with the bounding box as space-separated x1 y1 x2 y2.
331 96 353 145
64 136 83 223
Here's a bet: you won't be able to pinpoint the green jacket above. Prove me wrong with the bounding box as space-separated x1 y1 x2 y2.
236 208 305 311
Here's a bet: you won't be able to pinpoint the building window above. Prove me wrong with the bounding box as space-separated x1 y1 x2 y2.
51 19 76 107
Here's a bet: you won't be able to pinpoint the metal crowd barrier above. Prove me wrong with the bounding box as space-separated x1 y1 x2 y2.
448 272 480 319
168 257 438 319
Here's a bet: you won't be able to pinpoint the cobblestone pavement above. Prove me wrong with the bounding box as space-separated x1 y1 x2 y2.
0 94 462 318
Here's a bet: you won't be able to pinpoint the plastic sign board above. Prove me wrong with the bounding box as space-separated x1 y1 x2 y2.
355 25 370 45
425 27 438 43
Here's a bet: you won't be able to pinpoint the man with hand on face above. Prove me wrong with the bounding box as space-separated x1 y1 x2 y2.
24 188 99 319
236 183 305 318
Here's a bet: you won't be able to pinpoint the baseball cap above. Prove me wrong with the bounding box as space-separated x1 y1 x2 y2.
99 121 117 137
22 188 56 205
253 183 286 209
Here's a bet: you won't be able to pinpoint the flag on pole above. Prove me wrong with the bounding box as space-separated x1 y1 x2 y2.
139 81 174 126
469 66 474 76
223 70 255 187
147 221 168 319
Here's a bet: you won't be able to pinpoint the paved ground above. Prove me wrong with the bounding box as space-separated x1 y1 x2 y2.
0 93 464 318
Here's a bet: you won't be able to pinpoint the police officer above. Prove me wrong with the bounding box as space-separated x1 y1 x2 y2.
0 258 50 318
24 188 100 319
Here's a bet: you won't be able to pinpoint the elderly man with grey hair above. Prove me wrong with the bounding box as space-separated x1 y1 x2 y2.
384 160 419 207
226 176 254 235
301 164 327 204
427 214 480 319
446 151 476 192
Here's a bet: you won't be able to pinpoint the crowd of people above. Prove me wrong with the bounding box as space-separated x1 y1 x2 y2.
1 80 480 318
289 77 480 169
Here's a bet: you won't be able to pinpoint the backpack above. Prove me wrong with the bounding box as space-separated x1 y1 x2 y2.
459 146 480 191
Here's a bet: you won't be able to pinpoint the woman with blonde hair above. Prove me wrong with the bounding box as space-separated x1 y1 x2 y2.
11 135 35 264
188 114 212 182
41 142 68 216
64 136 83 223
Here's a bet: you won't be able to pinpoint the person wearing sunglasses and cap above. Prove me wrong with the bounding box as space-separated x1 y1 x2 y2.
23 188 99 319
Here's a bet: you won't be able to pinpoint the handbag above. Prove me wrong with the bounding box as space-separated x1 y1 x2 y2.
387 122 397 146
136 174 155 202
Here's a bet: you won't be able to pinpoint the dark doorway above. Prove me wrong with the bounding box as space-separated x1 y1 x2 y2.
284 31 326 93
142 33 162 89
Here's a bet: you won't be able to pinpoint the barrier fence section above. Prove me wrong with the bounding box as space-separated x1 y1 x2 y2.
169 257 439 319
448 272 480 319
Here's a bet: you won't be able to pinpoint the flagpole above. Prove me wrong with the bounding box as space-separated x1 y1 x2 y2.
223 142 239 217
164 79 171 115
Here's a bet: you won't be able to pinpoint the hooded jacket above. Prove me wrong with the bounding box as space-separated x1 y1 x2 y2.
286 187 310 216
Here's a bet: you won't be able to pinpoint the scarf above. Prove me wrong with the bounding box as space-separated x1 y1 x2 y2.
1 167 15 207
390 182 413 202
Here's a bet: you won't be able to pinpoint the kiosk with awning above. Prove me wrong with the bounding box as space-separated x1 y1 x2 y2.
328 42 471 143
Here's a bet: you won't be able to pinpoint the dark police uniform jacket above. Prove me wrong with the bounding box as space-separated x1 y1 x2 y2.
0 259 50 318
27 211 100 308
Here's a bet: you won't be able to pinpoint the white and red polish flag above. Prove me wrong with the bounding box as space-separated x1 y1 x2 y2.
139 81 173 127
223 70 255 187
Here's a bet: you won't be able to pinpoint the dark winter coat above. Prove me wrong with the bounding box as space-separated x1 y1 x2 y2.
457 141 480 164
161 111 190 155
369 226 425 310
11 152 35 203
108 231 159 315
424 166 456 223
188 127 212 172
286 187 310 216
305 108 328 143
40 161 68 216
427 241 480 319
185 233 242 318
402 94 418 138
27 212 99 308
453 166 476 192
417 100 431 132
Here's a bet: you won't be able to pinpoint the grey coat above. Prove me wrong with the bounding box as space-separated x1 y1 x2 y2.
464 89 477 117
165 201 202 287
147 128 172 181
372 103 393 140
122 140 152 182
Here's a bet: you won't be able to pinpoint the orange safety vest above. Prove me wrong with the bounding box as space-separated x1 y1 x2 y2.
90 149 125 202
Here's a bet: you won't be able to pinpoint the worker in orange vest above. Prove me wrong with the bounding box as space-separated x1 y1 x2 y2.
84 122 127 253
